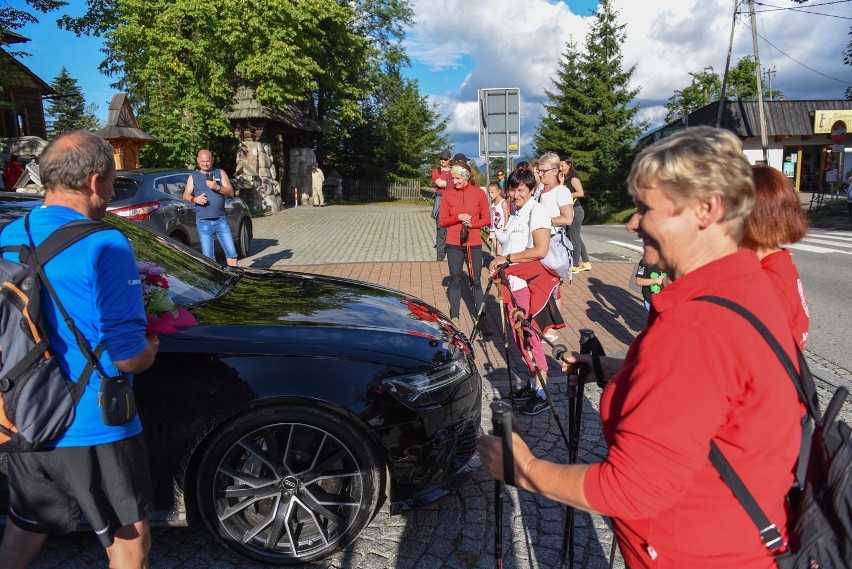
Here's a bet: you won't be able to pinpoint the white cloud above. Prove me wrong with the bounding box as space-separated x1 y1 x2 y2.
406 0 851 159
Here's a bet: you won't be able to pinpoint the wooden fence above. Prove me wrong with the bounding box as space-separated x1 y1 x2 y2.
340 179 429 202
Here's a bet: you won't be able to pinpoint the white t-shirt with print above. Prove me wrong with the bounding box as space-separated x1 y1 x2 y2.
497 199 553 291
537 184 573 230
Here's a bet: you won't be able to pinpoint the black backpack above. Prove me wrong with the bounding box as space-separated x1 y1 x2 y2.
698 296 852 568
0 215 112 451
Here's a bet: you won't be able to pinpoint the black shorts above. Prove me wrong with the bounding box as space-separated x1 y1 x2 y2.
6 433 154 547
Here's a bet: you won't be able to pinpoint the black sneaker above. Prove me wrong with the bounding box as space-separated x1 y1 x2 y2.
519 396 549 416
508 385 536 402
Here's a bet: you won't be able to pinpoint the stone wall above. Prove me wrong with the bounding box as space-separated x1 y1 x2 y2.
233 140 282 214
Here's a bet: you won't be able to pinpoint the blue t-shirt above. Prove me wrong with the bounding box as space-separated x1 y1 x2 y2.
0 206 148 446
189 169 227 220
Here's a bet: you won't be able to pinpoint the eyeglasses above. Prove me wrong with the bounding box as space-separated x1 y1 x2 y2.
537 167 556 175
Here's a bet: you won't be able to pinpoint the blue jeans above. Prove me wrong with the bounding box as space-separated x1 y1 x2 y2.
198 217 237 260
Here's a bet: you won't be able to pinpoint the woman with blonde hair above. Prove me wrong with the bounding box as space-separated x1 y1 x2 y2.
481 127 802 566
438 159 491 330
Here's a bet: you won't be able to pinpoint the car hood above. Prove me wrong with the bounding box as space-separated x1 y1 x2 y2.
172 268 465 365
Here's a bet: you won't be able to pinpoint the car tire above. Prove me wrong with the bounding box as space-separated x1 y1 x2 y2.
169 231 189 246
235 219 251 258
195 405 383 565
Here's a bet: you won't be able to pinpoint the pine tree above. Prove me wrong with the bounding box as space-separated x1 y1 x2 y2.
45 67 101 138
533 38 593 170
535 0 645 215
581 0 645 211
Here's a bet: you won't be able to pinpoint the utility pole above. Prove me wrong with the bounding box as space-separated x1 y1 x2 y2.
763 66 777 100
717 0 739 128
749 0 769 163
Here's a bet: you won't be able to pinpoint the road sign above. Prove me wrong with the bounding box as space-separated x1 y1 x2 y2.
830 120 846 145
478 88 520 157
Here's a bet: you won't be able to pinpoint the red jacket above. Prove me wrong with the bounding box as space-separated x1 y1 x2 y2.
584 250 801 568
431 167 452 197
761 249 809 351
438 181 489 246
4 161 23 190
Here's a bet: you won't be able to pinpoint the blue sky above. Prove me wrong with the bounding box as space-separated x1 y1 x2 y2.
6 0 851 163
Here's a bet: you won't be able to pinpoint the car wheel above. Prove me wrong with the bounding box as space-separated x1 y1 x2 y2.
195 406 382 565
169 231 189 245
235 219 251 258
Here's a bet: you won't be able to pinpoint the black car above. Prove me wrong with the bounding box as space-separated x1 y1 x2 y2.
107 169 253 258
0 195 481 565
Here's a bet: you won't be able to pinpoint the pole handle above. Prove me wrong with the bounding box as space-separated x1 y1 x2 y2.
490 401 515 486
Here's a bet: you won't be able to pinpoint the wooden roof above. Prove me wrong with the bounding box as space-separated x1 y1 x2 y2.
689 99 852 137
640 100 852 148
224 86 322 133
96 93 156 141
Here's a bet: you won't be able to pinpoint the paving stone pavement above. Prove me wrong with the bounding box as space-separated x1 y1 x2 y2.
24 202 851 568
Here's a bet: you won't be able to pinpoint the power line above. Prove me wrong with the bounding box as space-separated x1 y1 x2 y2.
741 20 852 85
749 0 852 18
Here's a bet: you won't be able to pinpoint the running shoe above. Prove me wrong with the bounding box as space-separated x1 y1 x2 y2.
579 262 592 271
519 396 549 416
508 384 536 402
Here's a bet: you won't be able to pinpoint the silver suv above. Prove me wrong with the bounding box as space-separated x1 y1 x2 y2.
107 169 252 258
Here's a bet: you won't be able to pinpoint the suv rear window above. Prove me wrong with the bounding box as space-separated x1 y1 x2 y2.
112 177 140 201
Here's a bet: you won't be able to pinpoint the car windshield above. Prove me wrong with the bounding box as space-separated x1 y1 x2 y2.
112 177 140 201
104 215 235 304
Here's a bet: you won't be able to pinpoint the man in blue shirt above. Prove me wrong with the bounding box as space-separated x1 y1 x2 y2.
0 131 159 569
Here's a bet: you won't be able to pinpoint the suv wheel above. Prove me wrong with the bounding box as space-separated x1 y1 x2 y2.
235 220 251 258
196 406 382 564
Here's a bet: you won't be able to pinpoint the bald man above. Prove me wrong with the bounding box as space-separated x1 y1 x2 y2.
183 149 238 266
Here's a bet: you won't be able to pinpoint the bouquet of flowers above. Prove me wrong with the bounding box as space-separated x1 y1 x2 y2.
138 261 198 334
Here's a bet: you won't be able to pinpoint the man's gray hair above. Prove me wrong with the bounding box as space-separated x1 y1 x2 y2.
40 130 115 193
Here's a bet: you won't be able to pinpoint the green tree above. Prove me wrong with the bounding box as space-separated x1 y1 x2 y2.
665 67 722 123
727 56 759 101
45 66 101 137
533 38 592 171
535 0 644 215
60 0 415 169
331 68 449 181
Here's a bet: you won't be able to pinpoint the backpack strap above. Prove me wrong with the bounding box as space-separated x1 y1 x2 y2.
708 441 786 551
695 295 817 554
695 295 821 420
23 214 117 400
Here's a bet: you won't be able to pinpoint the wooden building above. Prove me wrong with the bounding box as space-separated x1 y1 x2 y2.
638 100 852 192
1 31 54 140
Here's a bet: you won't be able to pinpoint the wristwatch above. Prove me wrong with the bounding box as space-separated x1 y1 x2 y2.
506 254 513 263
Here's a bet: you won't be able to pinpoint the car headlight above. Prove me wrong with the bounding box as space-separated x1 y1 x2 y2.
383 348 472 407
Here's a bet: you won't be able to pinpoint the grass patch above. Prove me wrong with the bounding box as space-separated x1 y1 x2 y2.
590 206 636 225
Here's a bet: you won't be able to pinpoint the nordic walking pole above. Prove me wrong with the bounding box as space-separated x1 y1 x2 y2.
497 286 516 410
469 274 497 344
552 329 603 569
490 401 515 569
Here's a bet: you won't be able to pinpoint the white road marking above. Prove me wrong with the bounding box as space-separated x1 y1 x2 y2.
788 243 852 254
607 240 644 253
801 238 852 249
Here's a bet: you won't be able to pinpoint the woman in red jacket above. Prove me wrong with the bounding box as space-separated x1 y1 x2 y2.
480 127 803 568
438 159 490 329
743 165 810 351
